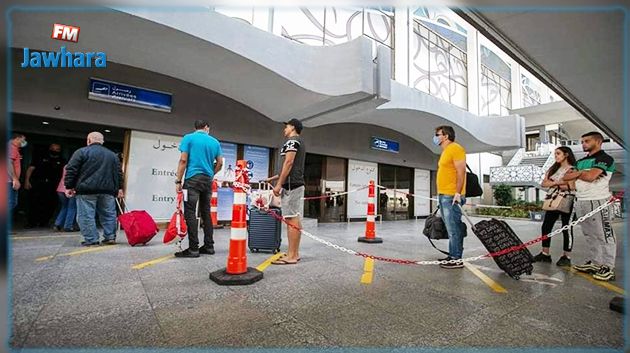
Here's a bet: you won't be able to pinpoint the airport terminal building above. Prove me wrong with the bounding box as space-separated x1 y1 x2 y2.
9 6 622 224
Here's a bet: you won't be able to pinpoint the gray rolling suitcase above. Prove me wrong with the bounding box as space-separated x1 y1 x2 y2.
247 207 282 253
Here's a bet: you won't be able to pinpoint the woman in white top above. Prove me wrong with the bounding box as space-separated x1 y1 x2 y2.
533 147 577 266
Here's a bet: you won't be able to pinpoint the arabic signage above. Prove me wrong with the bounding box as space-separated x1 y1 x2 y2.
347 159 378 218
88 77 173 112
371 137 399 153
125 131 181 221
414 169 431 217
244 145 270 183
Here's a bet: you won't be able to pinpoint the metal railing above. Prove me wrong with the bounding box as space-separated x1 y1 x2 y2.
507 148 525 166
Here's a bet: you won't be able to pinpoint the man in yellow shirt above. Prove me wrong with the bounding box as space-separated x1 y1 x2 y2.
434 126 467 269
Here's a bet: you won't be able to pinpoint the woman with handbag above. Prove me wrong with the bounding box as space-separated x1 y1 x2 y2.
533 147 577 266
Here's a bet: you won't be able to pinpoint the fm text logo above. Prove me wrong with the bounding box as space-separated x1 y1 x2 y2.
21 22 106 68
51 23 80 43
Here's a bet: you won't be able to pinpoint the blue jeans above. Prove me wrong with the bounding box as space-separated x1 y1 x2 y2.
76 194 117 243
8 183 18 210
439 194 466 260
55 192 77 230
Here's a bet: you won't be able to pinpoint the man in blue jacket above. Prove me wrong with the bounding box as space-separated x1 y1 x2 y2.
65 132 123 246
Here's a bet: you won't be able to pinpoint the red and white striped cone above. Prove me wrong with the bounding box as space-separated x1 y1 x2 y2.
358 180 382 244
210 160 263 285
210 179 224 229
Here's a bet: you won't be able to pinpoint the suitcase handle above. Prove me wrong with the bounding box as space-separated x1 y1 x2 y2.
456 203 475 228
116 198 127 214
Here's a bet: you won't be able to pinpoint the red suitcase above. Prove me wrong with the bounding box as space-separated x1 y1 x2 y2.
163 192 188 244
117 200 159 246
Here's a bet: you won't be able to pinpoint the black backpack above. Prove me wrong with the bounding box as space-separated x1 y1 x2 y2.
466 164 483 197
422 208 467 256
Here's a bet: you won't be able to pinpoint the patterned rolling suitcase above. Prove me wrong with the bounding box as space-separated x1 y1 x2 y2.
247 206 282 253
463 211 534 279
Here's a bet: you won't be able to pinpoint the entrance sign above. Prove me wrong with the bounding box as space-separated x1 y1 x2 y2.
414 169 431 217
348 159 378 218
126 131 181 221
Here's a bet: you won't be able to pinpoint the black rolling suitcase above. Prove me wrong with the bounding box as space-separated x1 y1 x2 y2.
247 207 282 253
462 211 534 280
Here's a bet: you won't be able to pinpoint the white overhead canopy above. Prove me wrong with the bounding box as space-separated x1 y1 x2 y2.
456 5 626 147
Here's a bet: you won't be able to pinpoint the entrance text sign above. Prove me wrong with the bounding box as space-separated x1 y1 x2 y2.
126 131 181 221
347 160 378 218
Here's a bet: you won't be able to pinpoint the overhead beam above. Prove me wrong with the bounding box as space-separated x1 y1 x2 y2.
453 8 625 149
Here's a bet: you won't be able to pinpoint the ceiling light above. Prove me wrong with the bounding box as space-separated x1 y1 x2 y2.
104 129 111 133
42 121 50 125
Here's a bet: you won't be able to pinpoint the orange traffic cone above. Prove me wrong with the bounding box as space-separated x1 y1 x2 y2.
210 179 224 229
358 180 382 244
210 160 263 285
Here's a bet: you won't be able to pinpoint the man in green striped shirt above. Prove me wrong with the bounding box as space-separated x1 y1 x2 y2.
563 131 616 281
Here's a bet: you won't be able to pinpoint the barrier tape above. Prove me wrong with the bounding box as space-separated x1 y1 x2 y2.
302 186 368 201
239 179 620 266
236 182 367 201
376 184 511 209
255 190 619 266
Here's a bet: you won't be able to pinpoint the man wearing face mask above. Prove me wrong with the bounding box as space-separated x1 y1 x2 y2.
433 126 467 269
8 133 27 211
24 143 65 228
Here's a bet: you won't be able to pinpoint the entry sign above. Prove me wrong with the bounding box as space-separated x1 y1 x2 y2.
371 137 399 153
88 78 173 112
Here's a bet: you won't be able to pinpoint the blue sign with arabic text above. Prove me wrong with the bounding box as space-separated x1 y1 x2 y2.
371 137 399 153
88 78 172 112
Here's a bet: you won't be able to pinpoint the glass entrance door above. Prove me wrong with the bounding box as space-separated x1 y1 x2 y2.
378 165 413 220
303 154 324 220
321 156 347 222
379 165 396 221
303 154 348 222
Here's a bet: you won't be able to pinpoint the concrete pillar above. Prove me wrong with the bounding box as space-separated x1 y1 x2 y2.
510 60 522 110
394 7 409 85
539 126 547 144
466 28 480 115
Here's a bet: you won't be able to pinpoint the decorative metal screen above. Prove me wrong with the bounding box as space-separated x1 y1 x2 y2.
272 7 393 48
521 74 543 108
480 65 511 116
214 7 255 25
410 20 468 110
490 165 545 186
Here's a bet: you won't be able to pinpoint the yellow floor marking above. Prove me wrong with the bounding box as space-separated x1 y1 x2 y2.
562 267 625 295
360 258 375 284
132 254 176 270
13 234 80 240
256 253 286 272
463 262 508 293
35 245 119 262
